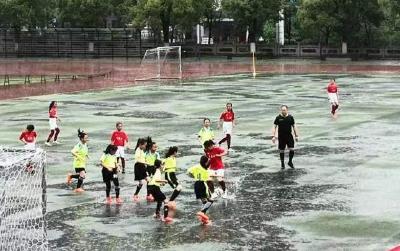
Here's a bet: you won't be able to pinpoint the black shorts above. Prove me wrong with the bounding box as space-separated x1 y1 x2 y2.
194 181 209 199
75 168 85 173
147 165 156 176
278 135 294 150
102 168 114 183
134 162 147 181
165 172 179 189
148 185 166 202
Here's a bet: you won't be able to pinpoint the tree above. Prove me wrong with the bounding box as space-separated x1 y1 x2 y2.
57 0 113 28
0 0 54 30
222 0 282 43
133 0 201 43
298 0 384 47
379 0 400 46
282 0 300 44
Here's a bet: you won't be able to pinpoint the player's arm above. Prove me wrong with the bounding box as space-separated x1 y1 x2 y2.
218 113 223 129
186 167 195 178
272 125 278 143
19 133 26 144
71 148 84 160
292 124 299 141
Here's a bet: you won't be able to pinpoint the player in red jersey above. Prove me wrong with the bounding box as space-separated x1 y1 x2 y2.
45 101 61 146
218 103 235 151
19 124 37 150
204 140 228 198
111 122 129 173
327 79 339 115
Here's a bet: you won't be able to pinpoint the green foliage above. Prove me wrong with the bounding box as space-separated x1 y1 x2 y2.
298 0 384 47
262 20 276 45
222 0 282 42
0 0 54 29
133 0 203 43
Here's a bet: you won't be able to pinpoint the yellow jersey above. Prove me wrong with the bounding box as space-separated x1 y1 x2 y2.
163 156 176 173
100 153 117 171
198 127 214 144
72 142 88 168
135 147 146 164
187 164 209 181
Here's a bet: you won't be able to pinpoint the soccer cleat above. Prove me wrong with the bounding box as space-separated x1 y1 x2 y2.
122 168 125 174
132 195 140 202
74 188 85 193
288 162 295 169
45 142 52 146
146 194 155 202
196 211 209 222
115 197 123 204
66 173 72 185
153 213 161 219
53 141 60 145
105 197 113 205
281 163 285 170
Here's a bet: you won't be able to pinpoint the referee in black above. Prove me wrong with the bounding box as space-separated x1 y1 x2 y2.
272 105 299 169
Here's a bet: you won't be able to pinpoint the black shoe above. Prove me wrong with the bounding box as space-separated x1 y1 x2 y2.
288 162 294 168
122 168 125 174
281 164 285 170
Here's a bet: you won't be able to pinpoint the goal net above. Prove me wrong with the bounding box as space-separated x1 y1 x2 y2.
0 147 47 251
136 46 182 81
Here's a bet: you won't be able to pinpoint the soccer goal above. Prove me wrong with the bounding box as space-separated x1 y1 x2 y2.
0 147 47 251
136 46 182 81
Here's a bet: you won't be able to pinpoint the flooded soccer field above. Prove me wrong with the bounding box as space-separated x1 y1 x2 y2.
1 73 399 250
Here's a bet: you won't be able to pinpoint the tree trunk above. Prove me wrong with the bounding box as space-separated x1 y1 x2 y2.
208 18 212 45
160 0 173 44
248 19 257 43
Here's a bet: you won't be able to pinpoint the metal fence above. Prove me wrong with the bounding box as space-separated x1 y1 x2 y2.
0 28 159 58
1 28 400 59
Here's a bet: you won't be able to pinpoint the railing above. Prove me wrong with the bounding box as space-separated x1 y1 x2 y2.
0 28 159 58
1 29 400 59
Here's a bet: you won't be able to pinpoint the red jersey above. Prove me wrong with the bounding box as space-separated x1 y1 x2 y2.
19 131 37 143
49 107 58 118
220 111 235 122
327 83 338 93
111 131 128 146
206 147 225 170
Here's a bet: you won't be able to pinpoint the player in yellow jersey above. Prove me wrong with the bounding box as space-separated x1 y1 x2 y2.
67 129 89 192
145 137 160 202
197 118 215 147
147 159 172 223
100 145 122 205
163 146 182 206
187 156 214 225
133 138 148 201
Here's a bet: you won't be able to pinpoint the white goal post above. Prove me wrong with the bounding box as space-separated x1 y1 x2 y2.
136 46 182 81
0 147 47 251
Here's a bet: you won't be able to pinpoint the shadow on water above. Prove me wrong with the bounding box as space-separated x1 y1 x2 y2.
94 111 178 119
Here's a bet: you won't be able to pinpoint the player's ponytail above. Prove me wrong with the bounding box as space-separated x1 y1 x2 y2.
77 128 87 140
135 138 146 150
165 146 178 158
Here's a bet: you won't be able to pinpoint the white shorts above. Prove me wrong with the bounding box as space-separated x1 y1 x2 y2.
208 169 224 178
328 93 339 104
223 121 233 135
115 146 125 158
49 118 58 130
24 142 36 150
